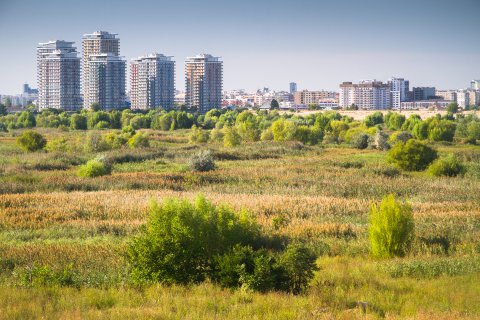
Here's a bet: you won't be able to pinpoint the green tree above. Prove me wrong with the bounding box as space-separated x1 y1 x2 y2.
126 196 260 285
0 103 7 115
90 102 101 112
369 194 414 258
271 119 296 141
16 111 36 128
388 139 437 171
223 126 242 147
279 243 317 294
270 99 280 110
70 114 88 130
446 102 459 114
16 130 47 151
364 111 384 127
127 132 150 148
427 155 466 177
428 119 456 142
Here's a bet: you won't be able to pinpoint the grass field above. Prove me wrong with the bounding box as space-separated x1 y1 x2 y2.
0 128 479 319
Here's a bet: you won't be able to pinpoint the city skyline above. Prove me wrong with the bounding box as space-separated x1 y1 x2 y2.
0 0 479 95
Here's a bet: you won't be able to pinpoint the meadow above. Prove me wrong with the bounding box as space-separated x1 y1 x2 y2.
0 125 479 319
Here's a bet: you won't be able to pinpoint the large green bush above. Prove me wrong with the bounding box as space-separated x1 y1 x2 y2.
388 139 437 171
427 155 466 177
127 196 260 285
16 130 47 152
369 194 415 258
77 156 112 177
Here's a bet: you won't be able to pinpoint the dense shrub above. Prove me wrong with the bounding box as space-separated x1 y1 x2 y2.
127 196 260 285
427 155 466 177
351 133 369 149
77 156 112 177
189 150 215 172
388 139 437 171
127 132 150 148
189 125 210 143
369 194 415 258
16 130 47 151
70 114 88 130
223 126 241 147
279 243 318 294
389 131 413 144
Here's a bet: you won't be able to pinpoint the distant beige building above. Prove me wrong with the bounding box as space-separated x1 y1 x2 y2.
435 89 456 102
468 90 480 107
294 90 336 105
339 80 390 109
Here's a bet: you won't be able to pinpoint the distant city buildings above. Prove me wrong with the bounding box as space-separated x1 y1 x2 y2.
37 40 81 111
185 54 223 113
339 80 390 109
471 80 480 90
387 77 409 109
412 87 436 101
294 90 336 105
130 53 175 110
82 31 121 109
85 53 126 110
289 82 297 95
435 89 457 102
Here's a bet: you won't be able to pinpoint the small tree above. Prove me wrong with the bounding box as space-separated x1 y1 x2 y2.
427 155 466 177
77 156 112 178
388 139 437 171
17 130 47 151
369 194 414 258
223 126 241 147
279 243 318 294
270 99 280 110
127 132 150 148
446 102 459 114
70 114 87 130
189 150 215 172
90 102 101 112
351 133 369 149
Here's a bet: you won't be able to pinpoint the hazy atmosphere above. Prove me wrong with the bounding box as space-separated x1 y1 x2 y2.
0 0 479 94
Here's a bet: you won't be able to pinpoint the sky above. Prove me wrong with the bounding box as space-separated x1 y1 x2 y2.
0 0 479 95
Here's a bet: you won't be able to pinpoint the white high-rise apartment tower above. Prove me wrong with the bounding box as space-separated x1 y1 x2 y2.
86 54 126 110
37 40 81 110
185 54 223 113
339 80 390 109
388 77 410 109
82 31 120 109
130 54 175 110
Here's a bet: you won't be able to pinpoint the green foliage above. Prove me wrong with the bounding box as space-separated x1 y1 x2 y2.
16 130 47 151
77 156 112 178
127 133 150 148
16 111 36 128
389 131 412 144
369 194 415 258
428 119 456 142
15 263 77 287
223 126 241 147
388 139 438 171
350 133 369 149
70 114 88 130
427 155 466 177
85 132 111 152
189 150 215 172
279 243 318 294
364 111 384 127
189 125 210 143
270 99 280 109
446 102 459 114
0 103 6 116
271 119 296 141
90 102 101 112
387 113 405 130
127 196 260 285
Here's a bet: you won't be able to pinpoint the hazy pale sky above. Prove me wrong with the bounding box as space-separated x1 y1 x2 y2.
0 0 479 95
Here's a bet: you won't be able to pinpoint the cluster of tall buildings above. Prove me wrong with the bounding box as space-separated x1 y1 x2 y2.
36 31 223 112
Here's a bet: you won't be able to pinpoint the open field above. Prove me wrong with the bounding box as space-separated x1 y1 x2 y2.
0 127 479 319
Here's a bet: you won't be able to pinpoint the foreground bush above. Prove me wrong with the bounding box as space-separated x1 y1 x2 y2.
127 196 317 293
16 130 47 152
427 155 466 177
189 150 215 172
127 196 260 285
388 139 437 171
77 156 112 177
369 194 415 258
127 132 150 148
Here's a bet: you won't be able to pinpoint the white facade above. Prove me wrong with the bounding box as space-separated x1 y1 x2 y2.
82 31 120 108
339 80 390 109
37 40 81 110
471 80 480 90
185 54 223 113
388 77 409 109
456 90 470 109
86 54 126 110
130 53 175 110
